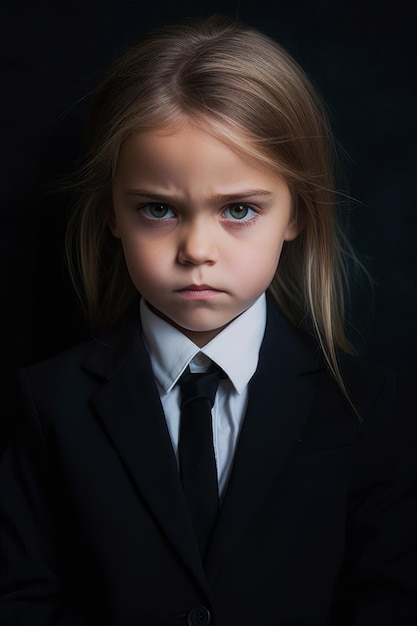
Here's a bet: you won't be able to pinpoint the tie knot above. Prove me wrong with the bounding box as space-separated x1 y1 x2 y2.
179 366 223 409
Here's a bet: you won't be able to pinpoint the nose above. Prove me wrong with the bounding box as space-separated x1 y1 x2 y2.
177 219 217 266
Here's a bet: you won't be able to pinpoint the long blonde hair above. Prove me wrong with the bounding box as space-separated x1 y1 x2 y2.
66 15 358 397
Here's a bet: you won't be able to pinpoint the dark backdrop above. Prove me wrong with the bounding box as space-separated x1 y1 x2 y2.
1 0 416 444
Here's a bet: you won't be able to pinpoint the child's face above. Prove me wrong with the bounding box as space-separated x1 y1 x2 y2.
111 124 298 346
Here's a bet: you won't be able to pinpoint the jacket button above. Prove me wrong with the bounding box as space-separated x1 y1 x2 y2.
187 605 211 626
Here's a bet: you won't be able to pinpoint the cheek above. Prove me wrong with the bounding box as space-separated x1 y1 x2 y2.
247 231 284 268
255 252 282 283
119 237 161 283
234 239 283 290
120 230 167 263
264 225 288 264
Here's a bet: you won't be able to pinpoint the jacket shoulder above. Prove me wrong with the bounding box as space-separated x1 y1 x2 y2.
338 352 393 415
20 305 146 413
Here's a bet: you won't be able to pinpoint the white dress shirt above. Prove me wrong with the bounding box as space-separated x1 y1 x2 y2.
140 295 267 495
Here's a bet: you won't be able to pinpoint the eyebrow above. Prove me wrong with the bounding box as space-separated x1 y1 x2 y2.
125 189 273 203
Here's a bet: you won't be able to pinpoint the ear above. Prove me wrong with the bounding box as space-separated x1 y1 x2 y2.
284 217 302 241
284 192 304 241
107 209 121 239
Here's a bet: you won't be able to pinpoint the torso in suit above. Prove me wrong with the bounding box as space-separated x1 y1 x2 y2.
1 298 416 625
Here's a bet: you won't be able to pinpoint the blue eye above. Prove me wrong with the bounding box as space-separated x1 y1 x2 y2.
223 203 256 221
141 203 175 219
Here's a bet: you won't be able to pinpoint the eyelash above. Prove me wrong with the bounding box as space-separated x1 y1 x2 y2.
137 202 259 225
222 204 257 223
139 203 176 220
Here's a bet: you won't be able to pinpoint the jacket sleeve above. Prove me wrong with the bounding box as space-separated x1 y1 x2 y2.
0 370 92 626
330 373 417 625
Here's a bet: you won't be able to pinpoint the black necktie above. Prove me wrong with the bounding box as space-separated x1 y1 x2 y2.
178 366 221 556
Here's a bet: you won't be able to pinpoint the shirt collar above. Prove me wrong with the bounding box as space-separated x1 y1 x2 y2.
140 294 266 395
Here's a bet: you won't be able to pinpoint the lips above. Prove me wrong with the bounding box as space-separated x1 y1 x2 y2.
178 284 219 291
175 284 223 299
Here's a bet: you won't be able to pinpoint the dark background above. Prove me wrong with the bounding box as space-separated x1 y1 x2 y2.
1 1 416 444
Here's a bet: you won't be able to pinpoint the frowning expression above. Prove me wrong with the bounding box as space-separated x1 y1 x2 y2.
111 124 298 346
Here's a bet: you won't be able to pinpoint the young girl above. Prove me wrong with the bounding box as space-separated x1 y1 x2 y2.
1 15 416 626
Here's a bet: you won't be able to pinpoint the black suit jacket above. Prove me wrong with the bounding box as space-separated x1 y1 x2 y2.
1 299 416 625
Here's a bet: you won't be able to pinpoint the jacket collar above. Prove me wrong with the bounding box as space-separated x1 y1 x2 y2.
80 297 324 590
81 296 323 381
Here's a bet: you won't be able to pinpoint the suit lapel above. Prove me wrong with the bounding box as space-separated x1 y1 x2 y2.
205 299 322 580
81 299 323 587
82 306 209 592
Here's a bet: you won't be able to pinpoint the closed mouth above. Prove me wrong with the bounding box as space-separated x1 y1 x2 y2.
178 284 219 291
175 285 224 298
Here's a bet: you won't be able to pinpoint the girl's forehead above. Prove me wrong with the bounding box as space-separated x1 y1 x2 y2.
122 117 282 176
119 123 253 171
114 122 291 200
